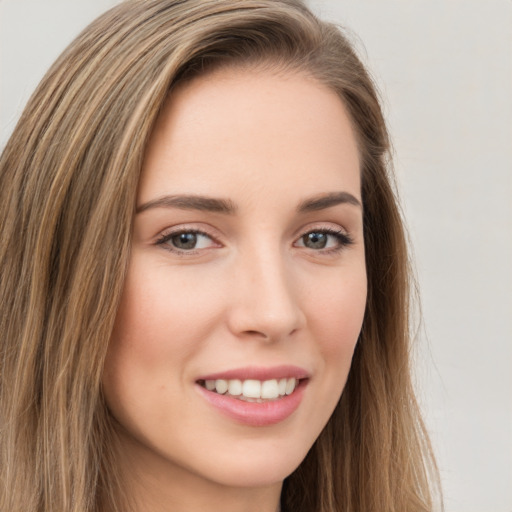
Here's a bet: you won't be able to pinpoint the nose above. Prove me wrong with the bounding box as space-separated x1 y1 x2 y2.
226 248 306 342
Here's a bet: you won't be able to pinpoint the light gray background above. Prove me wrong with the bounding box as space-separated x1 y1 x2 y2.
1 1 511 511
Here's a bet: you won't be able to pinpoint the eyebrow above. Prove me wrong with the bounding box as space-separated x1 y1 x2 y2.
297 191 362 212
136 194 237 214
136 190 361 215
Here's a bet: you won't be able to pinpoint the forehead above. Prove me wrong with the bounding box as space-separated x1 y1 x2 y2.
139 67 361 205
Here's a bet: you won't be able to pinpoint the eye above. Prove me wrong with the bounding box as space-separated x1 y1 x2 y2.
156 230 217 252
295 228 353 252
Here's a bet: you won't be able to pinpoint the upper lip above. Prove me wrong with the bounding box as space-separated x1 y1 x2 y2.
197 365 310 382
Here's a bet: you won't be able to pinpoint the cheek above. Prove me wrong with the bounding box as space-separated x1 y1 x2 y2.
108 262 219 362
102 260 224 410
307 266 367 358
297 265 366 446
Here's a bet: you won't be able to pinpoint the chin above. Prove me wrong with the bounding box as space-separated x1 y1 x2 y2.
190 435 314 489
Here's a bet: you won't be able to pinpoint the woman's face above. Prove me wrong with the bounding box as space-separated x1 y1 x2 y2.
103 67 366 495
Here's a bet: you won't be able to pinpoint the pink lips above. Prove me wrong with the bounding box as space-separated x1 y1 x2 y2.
195 365 309 427
198 365 309 382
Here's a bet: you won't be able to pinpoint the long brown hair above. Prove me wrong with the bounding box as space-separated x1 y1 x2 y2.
0 1 441 510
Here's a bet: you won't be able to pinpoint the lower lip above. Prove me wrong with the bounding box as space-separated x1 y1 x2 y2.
196 380 307 427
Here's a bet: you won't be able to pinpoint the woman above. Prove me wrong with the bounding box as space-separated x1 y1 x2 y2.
0 0 441 511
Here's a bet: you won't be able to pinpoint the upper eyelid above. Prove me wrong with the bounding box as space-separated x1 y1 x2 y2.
156 221 351 235
153 221 355 247
155 229 220 256
293 220 351 239
156 223 349 237
154 225 220 250
156 224 220 240
295 228 353 244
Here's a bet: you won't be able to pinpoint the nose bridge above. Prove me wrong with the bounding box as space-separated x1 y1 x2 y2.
229 241 304 341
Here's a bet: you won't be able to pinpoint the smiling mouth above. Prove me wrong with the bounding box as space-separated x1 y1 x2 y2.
197 377 300 402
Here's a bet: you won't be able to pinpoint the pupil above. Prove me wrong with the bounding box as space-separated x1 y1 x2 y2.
172 232 197 249
304 232 327 249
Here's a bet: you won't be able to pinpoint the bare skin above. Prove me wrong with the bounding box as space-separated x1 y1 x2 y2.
102 66 366 512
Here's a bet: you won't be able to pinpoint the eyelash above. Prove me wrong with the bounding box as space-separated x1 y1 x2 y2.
155 229 219 255
155 227 354 255
296 227 354 254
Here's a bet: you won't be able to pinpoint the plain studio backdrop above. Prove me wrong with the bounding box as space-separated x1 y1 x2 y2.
0 1 511 511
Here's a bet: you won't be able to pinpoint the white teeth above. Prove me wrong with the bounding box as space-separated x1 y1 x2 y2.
228 379 242 396
278 378 287 395
215 379 228 394
285 378 296 395
242 379 261 398
203 377 299 399
261 379 279 399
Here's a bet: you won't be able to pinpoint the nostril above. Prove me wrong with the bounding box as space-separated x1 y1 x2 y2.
243 329 270 339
